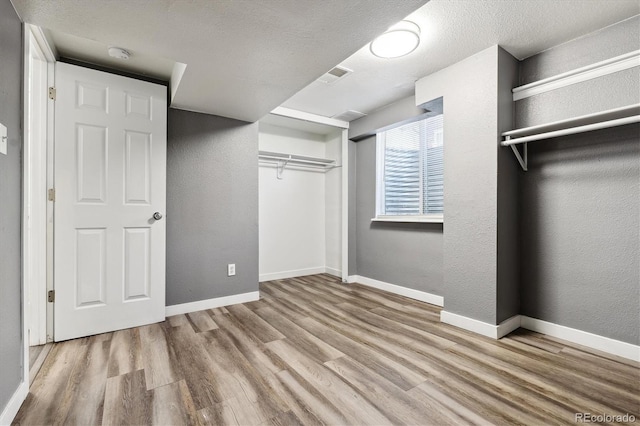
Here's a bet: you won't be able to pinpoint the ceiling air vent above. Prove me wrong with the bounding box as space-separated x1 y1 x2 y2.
332 110 366 122
317 66 352 84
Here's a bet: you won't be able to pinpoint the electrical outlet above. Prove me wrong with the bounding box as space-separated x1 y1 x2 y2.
227 263 236 276
0 123 7 155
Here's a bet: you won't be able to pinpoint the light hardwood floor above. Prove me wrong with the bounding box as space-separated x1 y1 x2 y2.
14 274 640 425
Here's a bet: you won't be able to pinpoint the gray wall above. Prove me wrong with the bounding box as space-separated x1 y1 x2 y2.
515 68 639 128
519 16 640 85
166 109 259 306
0 0 24 412
518 19 640 344
353 136 444 295
516 16 640 129
416 46 507 324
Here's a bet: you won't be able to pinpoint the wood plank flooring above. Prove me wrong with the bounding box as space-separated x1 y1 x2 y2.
29 343 53 386
14 274 640 425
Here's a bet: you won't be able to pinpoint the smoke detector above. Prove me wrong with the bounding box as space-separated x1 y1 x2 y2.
108 47 130 60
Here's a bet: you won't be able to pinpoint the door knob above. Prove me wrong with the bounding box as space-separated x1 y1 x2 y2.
153 212 163 220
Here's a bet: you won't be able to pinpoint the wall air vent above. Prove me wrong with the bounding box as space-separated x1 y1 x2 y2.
317 65 352 84
332 110 366 122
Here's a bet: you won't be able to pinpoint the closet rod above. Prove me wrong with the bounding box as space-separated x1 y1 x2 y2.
502 115 640 146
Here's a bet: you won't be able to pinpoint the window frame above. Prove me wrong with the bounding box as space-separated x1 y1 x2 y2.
374 117 444 224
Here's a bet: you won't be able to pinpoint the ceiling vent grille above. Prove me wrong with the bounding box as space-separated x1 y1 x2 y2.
317 66 352 84
332 110 366 122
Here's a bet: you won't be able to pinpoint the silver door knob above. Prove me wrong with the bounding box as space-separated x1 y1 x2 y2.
153 212 163 220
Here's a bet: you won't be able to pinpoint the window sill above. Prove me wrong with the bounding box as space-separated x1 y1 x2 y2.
371 215 444 224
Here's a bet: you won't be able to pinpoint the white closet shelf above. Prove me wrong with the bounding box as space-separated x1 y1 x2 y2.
258 150 338 179
259 150 336 167
502 104 640 171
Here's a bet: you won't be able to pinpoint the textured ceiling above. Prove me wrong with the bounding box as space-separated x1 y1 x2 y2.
283 0 640 119
45 30 177 82
11 0 427 122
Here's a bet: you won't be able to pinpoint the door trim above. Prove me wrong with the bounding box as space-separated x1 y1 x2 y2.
22 23 56 389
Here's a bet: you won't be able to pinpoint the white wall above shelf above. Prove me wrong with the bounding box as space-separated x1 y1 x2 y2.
258 150 338 179
502 104 640 171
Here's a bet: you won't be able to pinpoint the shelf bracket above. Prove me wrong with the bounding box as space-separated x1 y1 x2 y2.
276 155 291 179
506 136 528 171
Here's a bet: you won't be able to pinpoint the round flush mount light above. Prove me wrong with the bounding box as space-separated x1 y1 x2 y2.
370 20 421 59
108 47 130 60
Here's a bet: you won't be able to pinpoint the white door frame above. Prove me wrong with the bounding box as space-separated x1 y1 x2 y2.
22 23 56 375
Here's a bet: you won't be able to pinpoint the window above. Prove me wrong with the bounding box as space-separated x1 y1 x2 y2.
375 113 443 222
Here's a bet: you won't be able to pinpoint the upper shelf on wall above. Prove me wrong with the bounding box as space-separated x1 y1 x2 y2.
503 49 640 172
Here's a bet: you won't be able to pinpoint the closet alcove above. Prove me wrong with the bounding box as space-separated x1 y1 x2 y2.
258 114 347 283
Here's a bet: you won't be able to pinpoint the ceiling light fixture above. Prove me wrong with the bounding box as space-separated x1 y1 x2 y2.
108 47 130 60
370 20 421 59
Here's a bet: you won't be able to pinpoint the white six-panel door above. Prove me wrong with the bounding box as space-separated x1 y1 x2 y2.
54 62 167 341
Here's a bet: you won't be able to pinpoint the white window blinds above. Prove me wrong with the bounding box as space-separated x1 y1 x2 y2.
377 114 443 217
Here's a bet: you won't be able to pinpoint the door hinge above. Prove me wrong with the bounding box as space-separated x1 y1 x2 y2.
48 290 55 303
48 188 55 202
48 87 56 101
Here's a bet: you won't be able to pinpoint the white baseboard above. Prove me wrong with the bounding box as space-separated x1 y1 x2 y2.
0 381 28 426
165 291 259 316
348 275 444 307
440 311 521 339
324 267 341 278
259 267 326 282
439 312 640 362
520 316 640 362
497 314 523 338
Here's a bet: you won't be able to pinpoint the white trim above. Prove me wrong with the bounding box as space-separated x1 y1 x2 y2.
24 24 50 347
497 314 523 338
325 267 342 278
45 57 55 343
271 107 349 129
165 291 259 317
259 267 326 282
24 24 57 61
438 312 640 362
340 128 349 283
0 382 28 426
169 62 187 105
520 316 640 362
372 215 443 224
440 311 522 339
21 24 31 394
441 311 499 339
513 50 640 101
348 275 444 306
